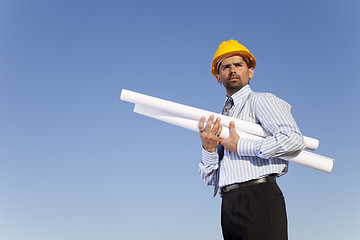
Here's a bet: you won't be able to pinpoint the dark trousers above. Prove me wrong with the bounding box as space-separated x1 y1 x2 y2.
221 182 288 240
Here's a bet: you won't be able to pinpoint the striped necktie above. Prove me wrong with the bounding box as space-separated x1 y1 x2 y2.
214 97 234 197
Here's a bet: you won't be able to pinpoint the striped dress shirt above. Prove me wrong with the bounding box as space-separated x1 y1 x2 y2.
199 84 305 192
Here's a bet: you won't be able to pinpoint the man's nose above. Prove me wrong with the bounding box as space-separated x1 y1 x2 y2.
229 65 236 73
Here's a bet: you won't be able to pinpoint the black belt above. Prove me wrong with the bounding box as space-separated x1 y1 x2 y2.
221 175 277 194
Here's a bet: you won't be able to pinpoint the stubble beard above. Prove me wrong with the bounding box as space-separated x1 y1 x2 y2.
225 76 244 93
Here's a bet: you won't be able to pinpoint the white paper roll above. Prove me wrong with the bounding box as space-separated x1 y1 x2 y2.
121 89 334 173
121 89 319 150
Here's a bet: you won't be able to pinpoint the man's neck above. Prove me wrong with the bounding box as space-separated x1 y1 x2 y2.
226 84 249 97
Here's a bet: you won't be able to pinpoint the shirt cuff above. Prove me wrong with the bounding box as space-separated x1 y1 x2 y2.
237 138 260 157
202 147 219 165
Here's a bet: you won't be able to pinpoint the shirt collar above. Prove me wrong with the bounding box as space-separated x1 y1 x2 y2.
227 84 252 107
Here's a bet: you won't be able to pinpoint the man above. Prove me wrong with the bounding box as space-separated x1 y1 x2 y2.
198 39 305 240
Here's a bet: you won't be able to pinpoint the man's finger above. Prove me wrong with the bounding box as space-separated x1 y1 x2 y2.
199 116 205 133
229 121 236 133
205 115 214 132
211 117 221 134
216 125 222 137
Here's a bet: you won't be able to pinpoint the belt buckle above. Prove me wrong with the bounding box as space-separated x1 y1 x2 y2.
221 185 229 194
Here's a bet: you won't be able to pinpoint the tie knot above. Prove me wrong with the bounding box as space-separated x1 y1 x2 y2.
225 97 233 106
222 97 234 115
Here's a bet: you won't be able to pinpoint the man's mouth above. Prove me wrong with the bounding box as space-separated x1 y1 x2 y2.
227 75 241 81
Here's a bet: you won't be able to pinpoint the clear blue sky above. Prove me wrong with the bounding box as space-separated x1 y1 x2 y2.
1 0 359 239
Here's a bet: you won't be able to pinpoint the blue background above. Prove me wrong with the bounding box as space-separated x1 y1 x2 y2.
1 0 359 239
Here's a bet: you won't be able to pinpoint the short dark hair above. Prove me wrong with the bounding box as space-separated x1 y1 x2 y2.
241 56 251 68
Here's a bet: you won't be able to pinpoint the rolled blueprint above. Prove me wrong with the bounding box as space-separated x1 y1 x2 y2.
121 89 334 173
121 89 319 150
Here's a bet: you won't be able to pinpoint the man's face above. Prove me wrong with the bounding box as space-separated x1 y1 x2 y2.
216 55 254 96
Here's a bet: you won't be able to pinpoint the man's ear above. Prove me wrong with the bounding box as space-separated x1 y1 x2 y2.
248 68 254 79
216 74 222 85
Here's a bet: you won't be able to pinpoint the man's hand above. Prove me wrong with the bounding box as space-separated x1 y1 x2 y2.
199 115 222 153
220 121 240 153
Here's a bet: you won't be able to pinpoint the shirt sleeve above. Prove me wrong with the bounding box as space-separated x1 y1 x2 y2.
198 148 219 186
237 93 305 159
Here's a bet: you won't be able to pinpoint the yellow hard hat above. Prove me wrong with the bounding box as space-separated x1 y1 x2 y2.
211 39 256 77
